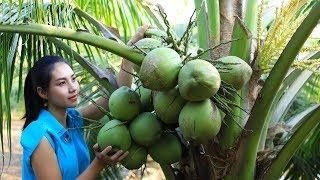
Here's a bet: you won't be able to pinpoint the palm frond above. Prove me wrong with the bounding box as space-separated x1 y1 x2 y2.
301 74 320 103
271 70 312 123
73 0 152 42
262 105 320 179
259 52 320 150
284 123 320 180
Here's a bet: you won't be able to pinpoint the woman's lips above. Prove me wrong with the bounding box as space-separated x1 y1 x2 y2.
68 95 77 101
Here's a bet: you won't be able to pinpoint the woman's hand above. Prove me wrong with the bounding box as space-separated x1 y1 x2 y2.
116 24 150 88
77 144 129 179
92 143 129 168
127 24 150 46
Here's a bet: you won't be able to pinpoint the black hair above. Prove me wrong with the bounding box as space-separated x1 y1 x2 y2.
22 55 70 130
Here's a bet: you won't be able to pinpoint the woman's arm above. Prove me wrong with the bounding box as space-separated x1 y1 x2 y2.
31 138 62 180
32 139 127 180
78 96 109 121
116 25 149 88
116 58 135 88
78 25 149 121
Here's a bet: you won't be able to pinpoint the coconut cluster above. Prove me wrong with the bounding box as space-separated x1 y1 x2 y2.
93 85 182 170
91 37 252 170
135 38 252 143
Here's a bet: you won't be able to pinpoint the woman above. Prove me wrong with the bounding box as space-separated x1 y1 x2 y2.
20 25 148 180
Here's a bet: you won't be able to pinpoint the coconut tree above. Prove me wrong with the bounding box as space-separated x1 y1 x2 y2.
1 0 320 179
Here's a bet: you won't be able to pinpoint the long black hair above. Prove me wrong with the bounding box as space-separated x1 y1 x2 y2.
22 55 70 130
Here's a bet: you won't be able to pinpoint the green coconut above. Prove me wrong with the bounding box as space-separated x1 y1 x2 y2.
153 87 186 124
121 142 148 170
87 115 110 145
137 85 153 112
139 47 182 91
216 56 252 90
133 38 163 53
87 115 112 160
97 119 131 151
179 99 221 143
148 133 182 164
129 112 162 146
145 28 168 40
178 59 221 101
99 115 110 125
109 86 141 121
132 38 164 72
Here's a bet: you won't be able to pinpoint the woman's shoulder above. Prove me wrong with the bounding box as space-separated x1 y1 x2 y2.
21 120 47 137
20 120 48 149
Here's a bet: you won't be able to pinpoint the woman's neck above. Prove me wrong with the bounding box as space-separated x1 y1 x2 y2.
47 105 68 128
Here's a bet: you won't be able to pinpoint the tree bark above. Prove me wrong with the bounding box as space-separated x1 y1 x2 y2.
217 0 241 58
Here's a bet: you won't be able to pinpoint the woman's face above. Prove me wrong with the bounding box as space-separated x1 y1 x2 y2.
46 62 79 110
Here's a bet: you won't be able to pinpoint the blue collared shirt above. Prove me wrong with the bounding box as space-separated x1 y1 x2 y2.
20 108 90 180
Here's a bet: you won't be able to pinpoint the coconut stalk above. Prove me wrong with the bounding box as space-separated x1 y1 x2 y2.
229 2 320 179
241 0 258 129
244 0 258 40
207 0 220 44
0 23 145 65
206 0 220 57
194 0 209 58
261 105 320 179
229 16 251 60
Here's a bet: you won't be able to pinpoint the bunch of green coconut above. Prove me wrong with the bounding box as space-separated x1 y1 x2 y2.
93 30 253 170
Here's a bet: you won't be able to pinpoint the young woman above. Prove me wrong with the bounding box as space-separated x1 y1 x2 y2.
20 25 148 180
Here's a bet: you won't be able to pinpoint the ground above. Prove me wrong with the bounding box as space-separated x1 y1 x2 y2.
1 119 23 180
1 119 164 180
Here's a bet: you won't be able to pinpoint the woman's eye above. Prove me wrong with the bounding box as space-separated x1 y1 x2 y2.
72 77 77 82
58 81 66 86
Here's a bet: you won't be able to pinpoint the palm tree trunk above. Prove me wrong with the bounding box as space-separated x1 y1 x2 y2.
218 0 236 58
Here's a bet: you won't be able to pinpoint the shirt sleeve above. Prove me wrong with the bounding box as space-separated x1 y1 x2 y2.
20 122 55 167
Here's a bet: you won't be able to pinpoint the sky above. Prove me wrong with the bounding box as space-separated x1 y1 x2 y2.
153 0 319 37
154 0 195 24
